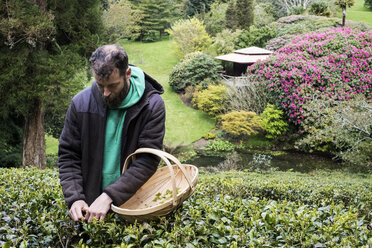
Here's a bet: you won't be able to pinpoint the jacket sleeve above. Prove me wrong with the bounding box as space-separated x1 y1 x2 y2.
58 102 85 209
103 94 166 206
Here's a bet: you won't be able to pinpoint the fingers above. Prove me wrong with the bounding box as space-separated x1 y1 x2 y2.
84 209 106 223
84 193 112 223
69 200 88 221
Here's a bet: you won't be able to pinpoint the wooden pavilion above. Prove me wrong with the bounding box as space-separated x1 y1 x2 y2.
216 46 273 77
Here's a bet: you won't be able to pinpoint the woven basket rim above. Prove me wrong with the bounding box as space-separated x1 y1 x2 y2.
111 148 198 218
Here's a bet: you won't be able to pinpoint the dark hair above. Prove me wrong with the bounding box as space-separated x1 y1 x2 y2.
89 44 129 81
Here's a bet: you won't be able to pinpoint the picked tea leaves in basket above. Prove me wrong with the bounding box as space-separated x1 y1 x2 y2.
111 148 198 222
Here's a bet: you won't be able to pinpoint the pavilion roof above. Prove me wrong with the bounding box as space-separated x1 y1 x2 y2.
215 46 273 64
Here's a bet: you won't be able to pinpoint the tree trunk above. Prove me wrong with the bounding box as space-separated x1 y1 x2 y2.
22 98 46 169
342 7 346 26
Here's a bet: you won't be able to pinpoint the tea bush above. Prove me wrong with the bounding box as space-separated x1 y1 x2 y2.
169 52 222 93
0 168 371 247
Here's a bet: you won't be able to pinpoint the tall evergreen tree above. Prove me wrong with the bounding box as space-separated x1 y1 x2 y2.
225 0 238 30
0 0 104 168
236 0 254 30
134 0 171 41
185 0 216 17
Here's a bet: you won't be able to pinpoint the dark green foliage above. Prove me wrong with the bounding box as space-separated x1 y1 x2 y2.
235 0 254 30
225 0 254 30
0 115 23 167
366 0 372 9
1 168 371 246
0 0 104 166
309 1 332 16
169 52 222 93
204 2 228 36
236 25 277 49
225 0 238 30
185 0 215 17
135 0 172 42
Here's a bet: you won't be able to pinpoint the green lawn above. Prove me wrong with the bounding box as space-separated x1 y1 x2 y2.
120 39 215 146
46 39 215 154
45 135 59 155
344 0 372 27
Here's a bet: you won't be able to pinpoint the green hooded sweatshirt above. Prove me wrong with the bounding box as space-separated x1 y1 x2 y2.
101 66 145 190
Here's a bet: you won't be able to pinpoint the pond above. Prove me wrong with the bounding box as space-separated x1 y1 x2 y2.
186 151 345 173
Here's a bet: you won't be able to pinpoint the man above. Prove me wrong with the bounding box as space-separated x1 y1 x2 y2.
58 44 165 222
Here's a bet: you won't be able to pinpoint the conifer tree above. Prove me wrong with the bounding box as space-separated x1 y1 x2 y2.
236 0 254 30
133 0 171 41
226 0 238 30
0 0 104 168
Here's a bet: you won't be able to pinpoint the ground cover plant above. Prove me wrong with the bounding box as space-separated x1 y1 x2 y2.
1 167 371 247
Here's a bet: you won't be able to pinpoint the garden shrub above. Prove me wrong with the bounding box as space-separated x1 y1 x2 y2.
366 0 372 9
226 81 270 114
204 2 228 36
192 84 228 116
309 1 332 17
169 52 222 93
297 96 372 168
167 17 212 57
1 168 371 247
260 104 289 140
249 27 372 135
205 138 235 152
235 25 277 50
221 110 262 138
265 15 370 51
212 29 242 55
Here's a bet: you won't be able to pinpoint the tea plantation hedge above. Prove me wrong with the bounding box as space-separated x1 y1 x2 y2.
0 168 371 247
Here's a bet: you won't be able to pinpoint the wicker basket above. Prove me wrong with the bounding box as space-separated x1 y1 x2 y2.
111 148 198 222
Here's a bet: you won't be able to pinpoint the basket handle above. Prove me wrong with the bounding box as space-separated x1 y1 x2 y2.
122 148 195 206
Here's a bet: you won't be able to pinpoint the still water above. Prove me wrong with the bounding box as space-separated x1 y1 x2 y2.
186 151 344 173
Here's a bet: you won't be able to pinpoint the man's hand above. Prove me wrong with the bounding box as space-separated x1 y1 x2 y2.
85 193 113 223
69 200 89 221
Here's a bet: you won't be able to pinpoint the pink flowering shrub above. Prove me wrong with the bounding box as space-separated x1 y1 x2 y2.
266 15 371 51
248 27 372 134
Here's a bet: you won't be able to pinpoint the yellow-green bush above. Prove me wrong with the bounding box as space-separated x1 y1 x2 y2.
221 110 262 137
167 17 212 57
192 84 228 116
260 104 289 139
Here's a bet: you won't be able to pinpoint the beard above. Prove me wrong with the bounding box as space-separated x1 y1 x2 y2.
103 80 130 109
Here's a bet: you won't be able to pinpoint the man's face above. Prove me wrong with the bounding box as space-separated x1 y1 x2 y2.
95 68 131 108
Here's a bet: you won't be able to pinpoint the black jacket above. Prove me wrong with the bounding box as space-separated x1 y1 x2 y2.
58 73 165 208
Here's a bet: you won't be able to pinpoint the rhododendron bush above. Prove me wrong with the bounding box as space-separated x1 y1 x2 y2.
248 27 372 135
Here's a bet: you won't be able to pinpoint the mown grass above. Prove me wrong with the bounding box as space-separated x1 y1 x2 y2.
342 0 372 27
45 135 58 155
120 38 215 146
